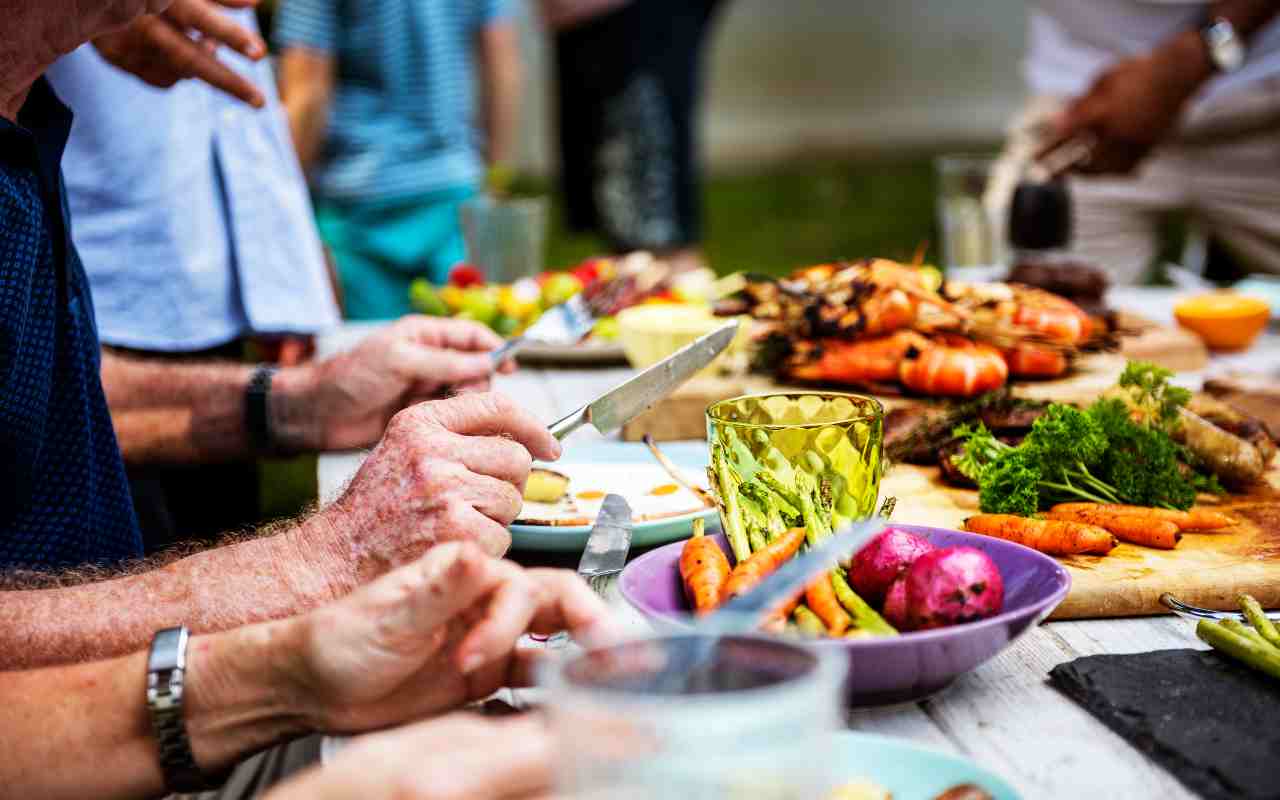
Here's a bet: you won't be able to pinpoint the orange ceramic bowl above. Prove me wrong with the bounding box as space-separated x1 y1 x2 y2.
1174 293 1270 351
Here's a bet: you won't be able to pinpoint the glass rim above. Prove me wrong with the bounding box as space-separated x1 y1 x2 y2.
705 391 884 430
536 630 847 710
933 153 999 171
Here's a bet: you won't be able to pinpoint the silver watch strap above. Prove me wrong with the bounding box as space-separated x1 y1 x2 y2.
147 626 223 793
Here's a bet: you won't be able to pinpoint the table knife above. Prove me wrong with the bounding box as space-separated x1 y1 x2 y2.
548 321 738 440
547 494 633 649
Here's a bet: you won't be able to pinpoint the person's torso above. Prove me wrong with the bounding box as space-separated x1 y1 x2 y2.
315 0 494 202
0 80 142 570
1027 1 1280 107
45 11 339 352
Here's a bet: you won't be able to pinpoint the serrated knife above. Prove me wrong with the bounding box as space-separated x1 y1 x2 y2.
548 321 738 440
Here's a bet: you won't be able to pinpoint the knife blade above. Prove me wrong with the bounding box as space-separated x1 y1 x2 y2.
577 493 634 581
544 494 633 651
548 320 738 440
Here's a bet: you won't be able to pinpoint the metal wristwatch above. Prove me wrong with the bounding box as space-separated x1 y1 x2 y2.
147 626 222 793
1201 17 1246 73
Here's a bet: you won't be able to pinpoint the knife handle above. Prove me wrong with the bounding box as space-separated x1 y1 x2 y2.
548 407 587 440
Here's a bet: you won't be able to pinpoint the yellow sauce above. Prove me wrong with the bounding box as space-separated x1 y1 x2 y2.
576 490 606 501
649 484 680 496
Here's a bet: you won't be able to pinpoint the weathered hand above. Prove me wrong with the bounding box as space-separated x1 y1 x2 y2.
92 0 266 107
307 392 558 577
1038 33 1212 176
281 316 514 452
264 714 557 800
282 542 616 733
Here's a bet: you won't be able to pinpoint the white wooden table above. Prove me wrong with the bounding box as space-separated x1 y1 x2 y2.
315 295 1280 800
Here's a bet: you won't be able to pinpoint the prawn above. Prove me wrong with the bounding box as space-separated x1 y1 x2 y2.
1004 343 1069 379
898 336 1008 397
786 330 929 384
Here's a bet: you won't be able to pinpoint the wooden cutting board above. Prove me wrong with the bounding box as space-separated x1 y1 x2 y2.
622 318 1207 442
880 463 1280 620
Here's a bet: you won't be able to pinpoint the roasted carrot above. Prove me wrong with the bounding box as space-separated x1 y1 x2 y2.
963 514 1117 556
721 527 807 602
1050 502 1236 531
679 518 731 615
1046 510 1181 550
805 571 853 636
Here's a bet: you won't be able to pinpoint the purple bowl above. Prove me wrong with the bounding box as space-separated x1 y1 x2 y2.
619 524 1070 707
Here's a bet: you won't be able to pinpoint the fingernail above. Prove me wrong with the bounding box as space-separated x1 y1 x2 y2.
460 652 485 674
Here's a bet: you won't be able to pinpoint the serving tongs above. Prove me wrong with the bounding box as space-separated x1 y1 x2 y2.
1160 592 1280 623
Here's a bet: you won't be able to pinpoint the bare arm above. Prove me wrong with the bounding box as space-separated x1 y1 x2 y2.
0 624 305 800
477 22 521 168
0 515 344 670
101 349 316 463
277 47 336 171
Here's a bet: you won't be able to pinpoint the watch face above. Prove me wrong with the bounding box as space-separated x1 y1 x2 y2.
1207 20 1246 72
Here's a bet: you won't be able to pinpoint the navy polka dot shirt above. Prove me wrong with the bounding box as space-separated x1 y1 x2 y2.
0 80 142 570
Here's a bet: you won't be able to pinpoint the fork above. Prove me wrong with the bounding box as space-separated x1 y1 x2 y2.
490 292 597 366
1160 592 1280 623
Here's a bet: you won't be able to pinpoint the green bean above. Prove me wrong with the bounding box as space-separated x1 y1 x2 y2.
792 605 826 638
830 570 898 636
1197 619 1280 680
1239 594 1280 650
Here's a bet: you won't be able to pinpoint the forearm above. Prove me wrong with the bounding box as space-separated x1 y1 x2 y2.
0 514 348 670
1152 0 1280 90
479 24 521 166
101 350 318 463
0 623 308 800
278 48 335 171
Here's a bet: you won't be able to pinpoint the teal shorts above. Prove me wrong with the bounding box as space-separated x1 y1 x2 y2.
315 185 476 320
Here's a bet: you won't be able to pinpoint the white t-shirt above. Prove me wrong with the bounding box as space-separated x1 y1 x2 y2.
1026 1 1280 108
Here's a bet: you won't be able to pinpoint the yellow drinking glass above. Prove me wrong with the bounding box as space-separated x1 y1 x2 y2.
706 393 884 559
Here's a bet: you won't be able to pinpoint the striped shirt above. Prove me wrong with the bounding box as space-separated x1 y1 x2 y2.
274 0 513 204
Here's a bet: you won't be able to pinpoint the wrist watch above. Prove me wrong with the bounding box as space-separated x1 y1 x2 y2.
147 626 224 792
245 364 279 454
1201 17 1246 73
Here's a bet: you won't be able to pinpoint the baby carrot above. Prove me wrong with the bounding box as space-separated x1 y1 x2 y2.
1046 510 1181 550
721 527 807 602
1050 503 1236 531
963 514 1117 556
805 571 852 636
679 518 731 615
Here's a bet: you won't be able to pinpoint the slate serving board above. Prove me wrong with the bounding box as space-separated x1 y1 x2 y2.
1050 648 1280 800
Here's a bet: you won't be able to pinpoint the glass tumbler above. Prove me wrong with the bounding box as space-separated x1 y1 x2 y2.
540 632 847 798
706 393 884 538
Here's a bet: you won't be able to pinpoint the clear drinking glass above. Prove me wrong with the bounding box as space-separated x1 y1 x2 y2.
706 393 884 535
539 632 847 798
934 154 1004 270
459 195 548 283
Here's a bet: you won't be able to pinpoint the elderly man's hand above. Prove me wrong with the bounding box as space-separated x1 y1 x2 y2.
93 0 267 107
264 714 556 800
1038 32 1213 176
281 542 616 733
277 316 515 452
305 392 558 577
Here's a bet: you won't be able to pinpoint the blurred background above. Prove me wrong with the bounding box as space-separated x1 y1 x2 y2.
258 0 1037 275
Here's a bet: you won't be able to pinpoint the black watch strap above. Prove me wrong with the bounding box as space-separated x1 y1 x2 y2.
245 365 278 455
147 626 225 793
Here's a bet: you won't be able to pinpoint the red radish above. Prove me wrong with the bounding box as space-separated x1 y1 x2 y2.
848 528 935 605
882 574 909 630
903 547 1004 631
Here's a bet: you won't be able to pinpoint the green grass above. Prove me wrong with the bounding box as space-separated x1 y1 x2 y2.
525 156 943 276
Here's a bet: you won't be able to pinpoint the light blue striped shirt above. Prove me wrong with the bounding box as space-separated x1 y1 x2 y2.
45 11 341 352
274 0 512 204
